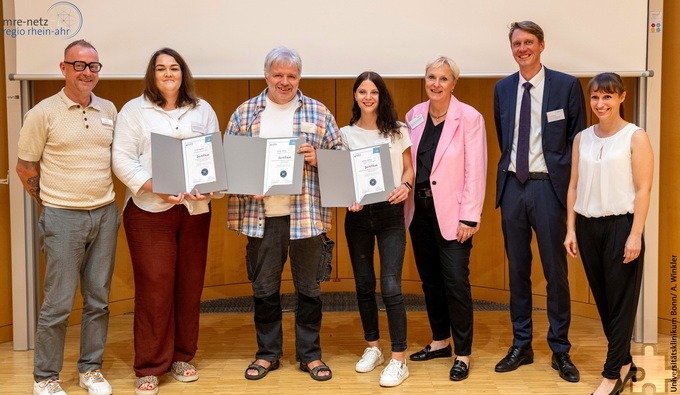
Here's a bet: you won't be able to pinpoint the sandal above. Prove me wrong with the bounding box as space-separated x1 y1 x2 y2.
245 359 280 380
135 375 159 395
170 361 199 382
299 361 333 381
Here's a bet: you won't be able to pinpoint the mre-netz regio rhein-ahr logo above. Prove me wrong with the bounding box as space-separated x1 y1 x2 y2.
3 2 83 39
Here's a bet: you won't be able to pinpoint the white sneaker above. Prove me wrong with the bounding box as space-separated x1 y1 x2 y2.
79 370 112 395
355 346 384 373
379 359 409 387
33 378 67 395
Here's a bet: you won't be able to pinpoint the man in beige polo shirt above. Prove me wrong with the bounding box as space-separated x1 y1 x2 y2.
16 39 118 395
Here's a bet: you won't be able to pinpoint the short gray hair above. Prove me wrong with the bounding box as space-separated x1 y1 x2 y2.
64 39 97 57
425 56 460 81
264 46 302 75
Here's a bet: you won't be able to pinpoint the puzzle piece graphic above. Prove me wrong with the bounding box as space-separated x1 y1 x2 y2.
627 344 676 394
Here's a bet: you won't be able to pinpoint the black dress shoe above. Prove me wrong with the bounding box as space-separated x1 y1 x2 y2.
551 352 580 382
449 358 469 381
494 346 534 372
409 344 452 361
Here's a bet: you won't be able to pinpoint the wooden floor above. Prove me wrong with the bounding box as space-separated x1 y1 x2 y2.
0 311 673 394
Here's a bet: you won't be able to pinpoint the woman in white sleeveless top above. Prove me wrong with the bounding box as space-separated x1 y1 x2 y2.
564 73 653 395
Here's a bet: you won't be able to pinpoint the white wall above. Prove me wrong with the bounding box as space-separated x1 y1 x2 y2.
8 0 648 79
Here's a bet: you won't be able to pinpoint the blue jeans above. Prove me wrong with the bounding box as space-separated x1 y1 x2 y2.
409 193 473 356
245 216 327 363
34 202 119 381
345 201 407 352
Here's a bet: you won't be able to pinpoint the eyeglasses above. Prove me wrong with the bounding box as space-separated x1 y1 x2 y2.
63 61 103 72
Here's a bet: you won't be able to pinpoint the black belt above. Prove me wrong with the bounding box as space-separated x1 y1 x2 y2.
509 171 549 180
417 188 433 198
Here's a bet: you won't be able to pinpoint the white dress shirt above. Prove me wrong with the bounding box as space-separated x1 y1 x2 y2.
509 65 548 173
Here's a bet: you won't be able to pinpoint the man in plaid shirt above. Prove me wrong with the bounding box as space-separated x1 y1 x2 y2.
225 46 342 381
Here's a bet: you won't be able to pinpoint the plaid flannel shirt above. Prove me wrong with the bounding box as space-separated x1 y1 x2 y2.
225 89 342 239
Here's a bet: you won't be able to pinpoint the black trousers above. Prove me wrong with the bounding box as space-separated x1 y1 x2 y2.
409 193 473 356
576 213 643 379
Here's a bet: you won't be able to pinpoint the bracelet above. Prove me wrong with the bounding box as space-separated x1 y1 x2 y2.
403 181 412 190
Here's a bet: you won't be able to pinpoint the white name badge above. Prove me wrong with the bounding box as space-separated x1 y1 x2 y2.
101 118 113 126
547 109 566 123
301 122 316 134
408 114 425 129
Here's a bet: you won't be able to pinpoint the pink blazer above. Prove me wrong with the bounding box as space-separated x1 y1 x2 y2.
404 95 487 240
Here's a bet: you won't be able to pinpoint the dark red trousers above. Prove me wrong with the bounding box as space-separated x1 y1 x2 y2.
123 201 211 377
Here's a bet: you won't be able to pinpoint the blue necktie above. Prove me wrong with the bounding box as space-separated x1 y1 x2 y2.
516 82 533 183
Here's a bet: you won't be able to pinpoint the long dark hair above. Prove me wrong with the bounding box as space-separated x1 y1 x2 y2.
349 71 401 139
587 72 625 118
143 48 198 109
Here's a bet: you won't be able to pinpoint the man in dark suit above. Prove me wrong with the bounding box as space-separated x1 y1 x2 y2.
493 21 586 383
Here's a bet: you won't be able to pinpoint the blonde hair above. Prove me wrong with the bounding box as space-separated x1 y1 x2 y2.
425 56 460 81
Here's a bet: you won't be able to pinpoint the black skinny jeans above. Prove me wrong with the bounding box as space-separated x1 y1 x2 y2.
345 201 408 352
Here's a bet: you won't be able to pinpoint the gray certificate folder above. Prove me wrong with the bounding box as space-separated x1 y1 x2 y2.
317 144 394 207
222 135 304 195
150 132 227 194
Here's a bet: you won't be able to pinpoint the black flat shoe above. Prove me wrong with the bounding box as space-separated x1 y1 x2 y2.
409 344 452 361
494 346 534 372
551 352 580 382
449 358 469 381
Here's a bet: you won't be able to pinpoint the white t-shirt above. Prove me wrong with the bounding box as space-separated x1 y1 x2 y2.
259 96 298 216
574 123 640 217
339 123 412 187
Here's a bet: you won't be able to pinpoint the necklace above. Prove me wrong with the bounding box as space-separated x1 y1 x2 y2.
429 111 447 121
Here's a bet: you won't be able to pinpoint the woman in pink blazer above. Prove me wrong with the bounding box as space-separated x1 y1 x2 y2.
404 57 487 381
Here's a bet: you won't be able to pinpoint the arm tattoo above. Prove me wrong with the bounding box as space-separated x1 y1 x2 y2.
27 175 42 204
27 176 39 187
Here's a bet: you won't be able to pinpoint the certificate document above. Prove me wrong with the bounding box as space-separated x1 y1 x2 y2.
263 138 297 192
317 144 393 207
350 146 385 203
151 132 227 195
222 135 303 195
182 134 217 192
